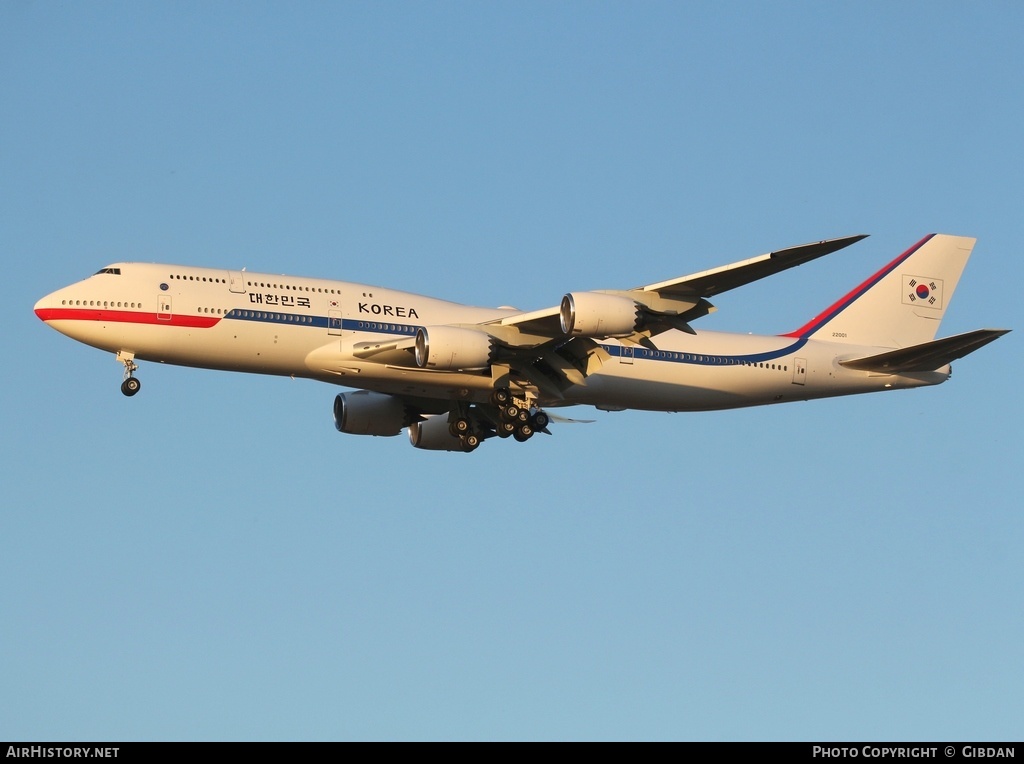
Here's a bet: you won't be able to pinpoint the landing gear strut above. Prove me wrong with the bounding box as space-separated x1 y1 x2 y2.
118 351 140 397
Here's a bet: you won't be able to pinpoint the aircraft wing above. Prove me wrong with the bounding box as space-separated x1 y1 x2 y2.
489 233 869 340
637 234 868 298
491 304 562 338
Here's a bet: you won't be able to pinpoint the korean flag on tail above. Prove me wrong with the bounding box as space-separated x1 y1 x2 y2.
902 275 944 309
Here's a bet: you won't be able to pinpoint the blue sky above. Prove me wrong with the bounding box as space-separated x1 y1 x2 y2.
2 2 1021 741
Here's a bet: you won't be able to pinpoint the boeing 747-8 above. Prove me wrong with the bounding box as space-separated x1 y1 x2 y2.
34 234 1008 452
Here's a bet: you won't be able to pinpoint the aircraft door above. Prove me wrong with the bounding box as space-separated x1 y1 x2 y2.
792 357 807 385
618 345 634 365
328 309 343 335
228 271 246 294
158 295 172 321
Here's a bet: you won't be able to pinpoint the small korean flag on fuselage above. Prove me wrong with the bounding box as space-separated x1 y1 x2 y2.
902 275 944 309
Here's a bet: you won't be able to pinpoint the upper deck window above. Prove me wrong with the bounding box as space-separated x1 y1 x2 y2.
95 267 122 275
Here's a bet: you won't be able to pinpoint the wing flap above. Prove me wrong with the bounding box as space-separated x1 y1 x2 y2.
839 329 1010 373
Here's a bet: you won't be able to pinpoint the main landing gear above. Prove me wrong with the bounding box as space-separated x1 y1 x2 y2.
448 415 481 451
442 387 550 451
490 387 548 444
117 351 141 397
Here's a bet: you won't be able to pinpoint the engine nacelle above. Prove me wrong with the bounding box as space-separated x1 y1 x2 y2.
415 326 493 370
559 292 641 338
333 391 406 436
408 416 474 452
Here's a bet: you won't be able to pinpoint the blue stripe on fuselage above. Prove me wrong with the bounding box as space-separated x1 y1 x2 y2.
225 310 419 336
226 308 330 328
600 337 807 366
224 309 807 365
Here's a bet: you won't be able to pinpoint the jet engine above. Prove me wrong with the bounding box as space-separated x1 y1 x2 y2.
333 391 407 436
408 416 476 452
414 326 494 370
559 292 641 338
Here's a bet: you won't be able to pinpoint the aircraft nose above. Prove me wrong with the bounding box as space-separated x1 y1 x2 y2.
34 290 60 321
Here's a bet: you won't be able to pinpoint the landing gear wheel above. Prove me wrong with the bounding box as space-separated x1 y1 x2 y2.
117 352 140 397
490 388 511 407
461 433 480 451
502 403 521 422
513 423 534 442
531 411 550 430
497 421 515 438
450 417 471 436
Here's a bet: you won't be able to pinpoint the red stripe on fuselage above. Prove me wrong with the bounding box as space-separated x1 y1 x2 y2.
34 307 221 329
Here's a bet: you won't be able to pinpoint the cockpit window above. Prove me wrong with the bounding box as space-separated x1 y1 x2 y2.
94 267 122 275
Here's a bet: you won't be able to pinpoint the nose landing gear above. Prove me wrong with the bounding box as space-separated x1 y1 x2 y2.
117 351 141 397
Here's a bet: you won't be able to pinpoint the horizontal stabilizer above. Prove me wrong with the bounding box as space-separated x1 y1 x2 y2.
839 329 1010 373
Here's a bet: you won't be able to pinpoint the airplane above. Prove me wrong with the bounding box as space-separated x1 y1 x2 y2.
34 233 1009 452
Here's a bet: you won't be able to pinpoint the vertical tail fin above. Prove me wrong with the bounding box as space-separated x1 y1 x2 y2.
785 234 975 348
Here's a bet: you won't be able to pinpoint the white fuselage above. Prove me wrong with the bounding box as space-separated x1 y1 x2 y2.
34 262 948 411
